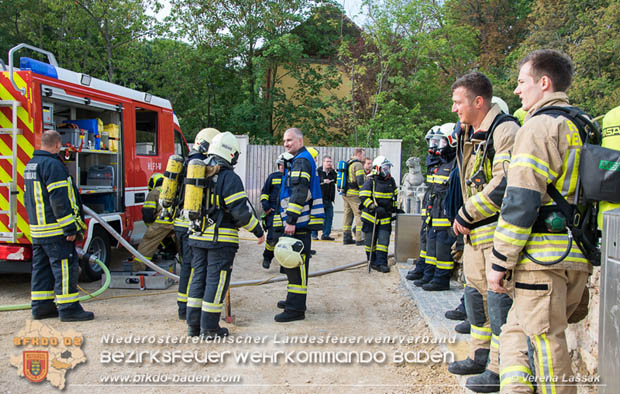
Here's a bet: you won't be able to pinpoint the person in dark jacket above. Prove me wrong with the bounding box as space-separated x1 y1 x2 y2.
276 128 324 322
173 128 219 320
312 155 337 241
24 130 94 321
260 156 285 268
185 132 265 338
359 156 398 273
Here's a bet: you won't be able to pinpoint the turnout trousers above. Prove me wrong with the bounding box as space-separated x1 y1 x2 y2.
499 269 588 394
363 225 390 267
342 194 362 242
422 227 455 287
411 219 429 274
175 228 193 316
31 240 82 315
263 224 282 262
463 243 514 373
282 231 311 312
137 221 174 262
186 245 236 331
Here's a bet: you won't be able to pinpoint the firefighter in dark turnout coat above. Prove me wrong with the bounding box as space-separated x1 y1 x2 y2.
24 130 94 321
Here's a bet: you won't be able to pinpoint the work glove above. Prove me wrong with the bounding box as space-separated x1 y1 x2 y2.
375 206 387 217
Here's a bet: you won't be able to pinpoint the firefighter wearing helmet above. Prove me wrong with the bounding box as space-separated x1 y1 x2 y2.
413 122 458 291
359 156 399 272
173 127 220 320
260 154 287 269
406 125 443 281
185 132 264 338
133 172 175 271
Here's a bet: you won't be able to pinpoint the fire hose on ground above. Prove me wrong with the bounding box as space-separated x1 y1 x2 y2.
0 204 394 312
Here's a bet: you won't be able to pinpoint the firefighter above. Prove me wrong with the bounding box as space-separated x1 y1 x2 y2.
185 132 265 338
359 156 398 273
406 125 442 281
412 123 458 291
132 172 175 271
276 128 324 322
449 72 521 392
342 148 366 245
24 130 93 321
173 128 220 320
260 155 285 269
487 50 591 394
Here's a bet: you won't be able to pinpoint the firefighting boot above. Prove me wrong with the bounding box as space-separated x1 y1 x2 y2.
413 279 429 287
188 325 200 337
445 305 467 321
343 232 355 245
277 300 286 309
422 282 450 291
32 303 59 320
465 370 500 393
262 259 271 269
406 269 423 281
59 304 94 322
448 349 489 375
455 320 471 334
201 327 229 339
274 310 305 322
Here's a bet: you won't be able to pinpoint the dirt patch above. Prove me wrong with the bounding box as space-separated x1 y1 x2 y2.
1 231 461 393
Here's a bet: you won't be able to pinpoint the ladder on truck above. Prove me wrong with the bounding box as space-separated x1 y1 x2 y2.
0 100 23 242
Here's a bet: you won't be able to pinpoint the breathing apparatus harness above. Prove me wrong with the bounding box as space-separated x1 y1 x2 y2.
523 106 602 266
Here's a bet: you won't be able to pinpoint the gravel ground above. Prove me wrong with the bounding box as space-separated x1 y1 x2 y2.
1 231 462 393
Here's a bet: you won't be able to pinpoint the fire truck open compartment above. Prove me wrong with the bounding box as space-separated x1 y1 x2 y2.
42 93 123 216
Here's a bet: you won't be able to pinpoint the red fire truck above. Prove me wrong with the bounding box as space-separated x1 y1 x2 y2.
0 44 189 280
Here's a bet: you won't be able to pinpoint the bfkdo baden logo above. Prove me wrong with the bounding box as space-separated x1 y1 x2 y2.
11 320 86 390
23 351 49 383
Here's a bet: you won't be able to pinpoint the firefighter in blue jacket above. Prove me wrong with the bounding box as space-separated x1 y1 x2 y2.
185 132 264 338
276 128 324 322
24 130 94 321
359 156 399 273
260 155 285 269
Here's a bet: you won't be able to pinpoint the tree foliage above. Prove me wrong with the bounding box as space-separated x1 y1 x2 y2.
0 0 617 161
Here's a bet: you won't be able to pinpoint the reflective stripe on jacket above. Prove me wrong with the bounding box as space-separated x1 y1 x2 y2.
24 150 85 243
491 93 592 273
279 147 324 229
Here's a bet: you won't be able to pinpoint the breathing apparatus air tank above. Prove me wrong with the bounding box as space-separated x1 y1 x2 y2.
159 154 184 208
598 105 620 228
183 159 207 221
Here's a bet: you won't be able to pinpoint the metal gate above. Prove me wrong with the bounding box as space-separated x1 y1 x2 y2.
244 145 378 213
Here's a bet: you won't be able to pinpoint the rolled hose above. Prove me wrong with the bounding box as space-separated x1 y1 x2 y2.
0 248 111 311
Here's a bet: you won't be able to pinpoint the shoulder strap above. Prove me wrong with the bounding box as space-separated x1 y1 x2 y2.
531 106 601 145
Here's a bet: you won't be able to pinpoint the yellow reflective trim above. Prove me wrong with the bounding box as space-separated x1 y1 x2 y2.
213 270 227 306
260 194 269 201
224 191 247 205
46 180 68 192
187 297 202 308
243 215 259 231
271 178 281 185
33 181 46 225
354 169 365 176
472 193 497 217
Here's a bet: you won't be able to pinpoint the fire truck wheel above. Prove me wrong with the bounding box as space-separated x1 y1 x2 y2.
80 227 111 282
